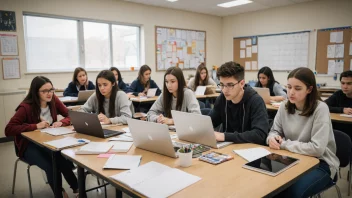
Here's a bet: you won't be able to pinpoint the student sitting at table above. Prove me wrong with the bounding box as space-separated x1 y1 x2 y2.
187 63 217 91
147 67 201 125
209 61 269 144
255 66 287 102
63 67 95 97
267 67 339 198
80 70 132 124
5 76 78 198
127 65 161 97
109 67 128 92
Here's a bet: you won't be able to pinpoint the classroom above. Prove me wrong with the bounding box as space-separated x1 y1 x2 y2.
0 0 352 197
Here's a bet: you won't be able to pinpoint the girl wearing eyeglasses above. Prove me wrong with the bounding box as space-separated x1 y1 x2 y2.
63 67 95 97
147 67 201 125
5 76 78 198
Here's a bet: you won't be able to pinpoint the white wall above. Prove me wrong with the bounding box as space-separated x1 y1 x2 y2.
222 0 352 86
0 0 222 90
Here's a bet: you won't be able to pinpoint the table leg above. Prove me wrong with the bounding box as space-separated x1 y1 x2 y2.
52 151 62 198
115 188 123 198
78 166 87 198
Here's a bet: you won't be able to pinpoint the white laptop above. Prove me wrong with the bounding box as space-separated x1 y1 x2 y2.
146 88 157 98
252 87 271 104
127 118 187 158
171 110 232 149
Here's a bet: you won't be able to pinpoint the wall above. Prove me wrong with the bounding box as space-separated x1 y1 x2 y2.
0 0 223 90
222 0 352 86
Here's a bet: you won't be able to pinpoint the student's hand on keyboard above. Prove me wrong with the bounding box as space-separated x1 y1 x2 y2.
98 113 111 124
214 132 225 141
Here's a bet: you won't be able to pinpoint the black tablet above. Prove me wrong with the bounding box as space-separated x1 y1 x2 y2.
243 153 299 176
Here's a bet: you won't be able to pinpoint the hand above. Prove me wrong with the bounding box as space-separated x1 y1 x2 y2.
268 136 282 150
138 92 146 97
51 122 63 128
98 113 111 124
214 132 225 141
37 121 50 129
343 108 352 115
126 93 134 98
271 96 285 102
157 114 165 124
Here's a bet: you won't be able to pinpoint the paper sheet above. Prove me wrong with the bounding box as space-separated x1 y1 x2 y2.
327 45 335 58
336 31 343 43
2 58 20 79
246 47 252 58
335 60 344 74
335 44 344 58
252 45 258 53
245 61 251 70
350 59 352 70
240 50 245 58
251 61 258 70
328 60 336 75
104 155 141 170
240 40 246 49
0 34 18 55
233 148 271 162
349 43 352 56
246 39 251 46
330 32 337 43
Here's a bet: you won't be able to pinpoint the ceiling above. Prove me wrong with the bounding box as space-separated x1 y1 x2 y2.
123 0 320 16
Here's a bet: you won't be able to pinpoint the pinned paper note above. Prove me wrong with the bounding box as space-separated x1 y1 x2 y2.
240 40 246 49
327 45 335 58
252 45 258 53
251 61 258 70
336 31 343 43
246 47 252 58
349 42 352 56
330 32 337 43
335 44 344 58
335 60 344 74
328 60 335 75
246 39 251 46
240 50 245 58
245 61 251 70
350 59 352 70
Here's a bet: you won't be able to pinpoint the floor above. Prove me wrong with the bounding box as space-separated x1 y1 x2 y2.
0 141 349 198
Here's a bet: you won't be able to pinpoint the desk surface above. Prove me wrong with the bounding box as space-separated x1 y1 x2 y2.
129 96 159 103
196 93 220 99
21 125 310 198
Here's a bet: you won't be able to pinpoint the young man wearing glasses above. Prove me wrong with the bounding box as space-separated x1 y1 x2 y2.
209 61 269 145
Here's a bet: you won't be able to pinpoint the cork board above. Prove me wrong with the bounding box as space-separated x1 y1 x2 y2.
233 37 258 71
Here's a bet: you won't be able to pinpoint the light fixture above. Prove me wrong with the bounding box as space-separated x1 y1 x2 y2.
217 0 252 8
167 0 178 2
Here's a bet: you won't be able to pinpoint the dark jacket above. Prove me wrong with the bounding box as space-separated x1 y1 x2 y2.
127 79 161 96
325 90 352 113
209 85 269 145
5 95 71 157
118 80 128 92
63 81 95 97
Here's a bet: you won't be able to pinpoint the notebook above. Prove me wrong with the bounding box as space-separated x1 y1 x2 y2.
110 161 201 198
75 142 114 154
233 147 271 162
109 135 133 142
103 155 141 169
111 142 134 152
41 127 75 136
44 137 89 149
194 86 206 96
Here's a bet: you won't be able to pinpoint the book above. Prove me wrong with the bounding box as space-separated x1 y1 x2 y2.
75 142 113 154
41 127 75 136
111 142 133 152
233 147 271 162
199 151 234 164
43 137 89 149
110 161 201 197
103 154 141 169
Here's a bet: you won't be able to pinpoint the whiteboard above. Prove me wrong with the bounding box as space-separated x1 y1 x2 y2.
258 32 309 71
156 26 206 71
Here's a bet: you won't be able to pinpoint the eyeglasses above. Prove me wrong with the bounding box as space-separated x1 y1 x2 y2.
39 89 55 94
218 81 241 90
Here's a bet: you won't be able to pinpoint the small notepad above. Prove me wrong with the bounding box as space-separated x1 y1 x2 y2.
44 137 86 149
111 142 133 152
75 142 113 154
233 147 271 162
41 127 75 136
110 161 201 197
104 155 141 169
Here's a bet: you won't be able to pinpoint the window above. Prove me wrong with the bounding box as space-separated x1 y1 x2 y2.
23 14 140 72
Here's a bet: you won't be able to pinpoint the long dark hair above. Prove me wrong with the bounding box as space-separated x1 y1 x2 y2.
23 76 55 121
72 67 88 88
138 65 151 89
109 67 123 84
194 63 209 91
96 70 117 117
286 67 321 116
255 66 277 88
163 67 186 118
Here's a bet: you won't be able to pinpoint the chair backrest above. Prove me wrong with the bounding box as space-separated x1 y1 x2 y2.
333 129 352 168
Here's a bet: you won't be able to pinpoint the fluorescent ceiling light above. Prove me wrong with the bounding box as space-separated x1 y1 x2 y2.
167 0 178 2
217 0 252 8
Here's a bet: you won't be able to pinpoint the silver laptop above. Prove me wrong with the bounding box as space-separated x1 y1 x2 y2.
146 88 157 98
127 118 186 158
77 90 95 102
171 110 232 149
69 111 124 138
252 87 271 104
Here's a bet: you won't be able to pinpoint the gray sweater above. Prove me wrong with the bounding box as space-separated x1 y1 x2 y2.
80 91 132 124
147 88 201 122
267 101 339 177
187 77 217 91
273 82 287 98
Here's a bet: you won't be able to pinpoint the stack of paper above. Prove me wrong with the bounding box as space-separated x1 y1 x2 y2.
75 142 113 154
233 147 271 162
110 161 201 197
103 155 141 169
41 127 75 136
111 142 133 152
44 137 87 149
194 86 206 96
109 135 133 142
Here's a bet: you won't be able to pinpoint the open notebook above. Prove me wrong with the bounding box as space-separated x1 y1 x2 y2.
104 155 141 169
110 161 201 197
44 137 89 149
75 142 114 154
41 127 75 136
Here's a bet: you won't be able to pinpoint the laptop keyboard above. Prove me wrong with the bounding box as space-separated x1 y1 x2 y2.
103 129 123 137
216 141 232 149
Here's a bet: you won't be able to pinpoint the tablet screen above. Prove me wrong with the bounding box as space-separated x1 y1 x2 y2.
245 153 299 174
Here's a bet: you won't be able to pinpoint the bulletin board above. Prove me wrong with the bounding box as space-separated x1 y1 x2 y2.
315 26 352 74
233 36 258 71
155 26 206 71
